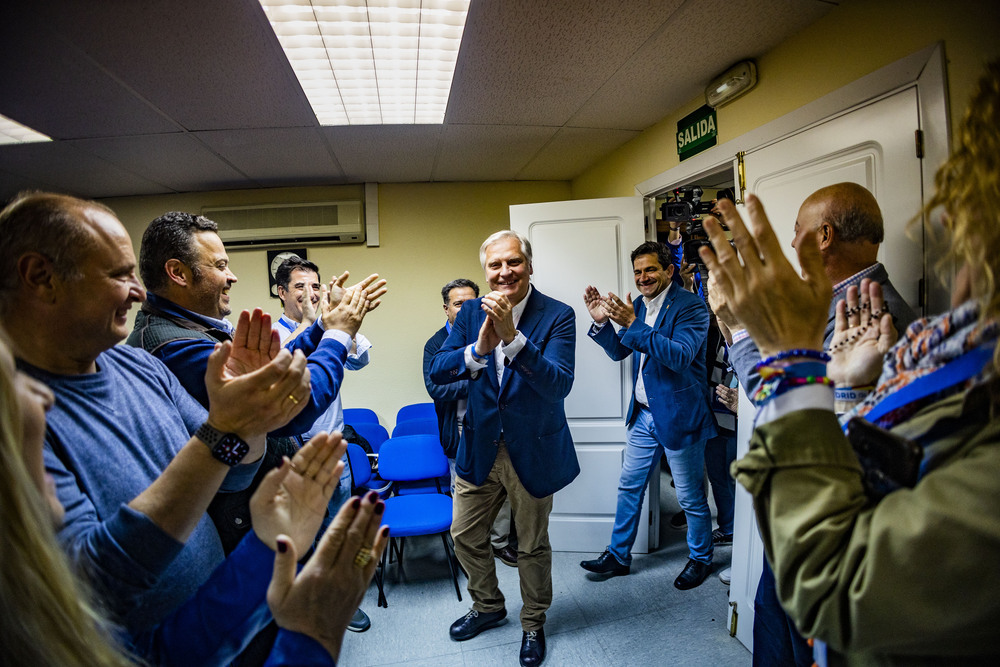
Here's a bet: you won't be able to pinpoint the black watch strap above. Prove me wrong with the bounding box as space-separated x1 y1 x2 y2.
195 423 250 466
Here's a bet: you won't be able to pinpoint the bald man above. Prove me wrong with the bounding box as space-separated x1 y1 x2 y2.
713 182 917 667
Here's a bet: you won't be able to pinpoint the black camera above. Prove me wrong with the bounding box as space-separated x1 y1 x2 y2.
661 186 734 267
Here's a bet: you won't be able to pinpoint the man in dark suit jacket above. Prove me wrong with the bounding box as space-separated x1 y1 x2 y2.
430 231 578 667
423 279 519 568
580 241 717 591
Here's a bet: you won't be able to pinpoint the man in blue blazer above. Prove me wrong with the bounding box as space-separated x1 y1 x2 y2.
580 241 717 590
430 230 578 667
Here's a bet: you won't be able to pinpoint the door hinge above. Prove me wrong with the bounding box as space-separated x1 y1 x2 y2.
735 151 746 204
729 601 738 636
915 129 924 159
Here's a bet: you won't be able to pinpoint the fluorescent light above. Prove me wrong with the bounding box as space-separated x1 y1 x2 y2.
0 114 51 145
260 0 471 126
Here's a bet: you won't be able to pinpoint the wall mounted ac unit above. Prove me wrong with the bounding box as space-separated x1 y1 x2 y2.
202 200 364 249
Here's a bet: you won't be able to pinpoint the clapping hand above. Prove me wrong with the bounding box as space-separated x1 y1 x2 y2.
250 432 346 554
699 196 830 357
224 309 281 377
268 491 389 661
827 279 897 388
603 291 636 328
583 285 608 324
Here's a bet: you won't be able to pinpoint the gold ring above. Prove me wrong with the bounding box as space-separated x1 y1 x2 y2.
287 394 300 405
353 546 373 568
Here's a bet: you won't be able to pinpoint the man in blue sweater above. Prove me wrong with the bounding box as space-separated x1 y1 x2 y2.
0 192 311 633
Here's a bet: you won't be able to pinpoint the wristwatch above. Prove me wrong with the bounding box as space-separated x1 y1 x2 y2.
195 423 250 466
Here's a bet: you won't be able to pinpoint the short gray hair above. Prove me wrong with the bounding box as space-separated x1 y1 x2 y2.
479 230 532 268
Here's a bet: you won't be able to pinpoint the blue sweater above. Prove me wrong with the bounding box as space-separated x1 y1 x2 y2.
129 532 334 666
21 346 260 633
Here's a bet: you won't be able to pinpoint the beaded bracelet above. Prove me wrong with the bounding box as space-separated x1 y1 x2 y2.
758 361 827 381
755 348 830 370
754 375 833 407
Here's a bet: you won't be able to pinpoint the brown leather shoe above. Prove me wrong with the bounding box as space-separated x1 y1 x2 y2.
493 545 518 567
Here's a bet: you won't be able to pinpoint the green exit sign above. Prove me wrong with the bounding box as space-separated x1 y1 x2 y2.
677 105 717 161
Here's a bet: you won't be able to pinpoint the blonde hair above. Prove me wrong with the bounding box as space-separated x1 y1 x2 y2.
923 60 1000 372
0 334 135 666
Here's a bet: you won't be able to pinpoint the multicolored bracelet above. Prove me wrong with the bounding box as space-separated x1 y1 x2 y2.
755 348 830 370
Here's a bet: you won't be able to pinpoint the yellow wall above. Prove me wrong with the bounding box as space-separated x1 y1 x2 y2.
100 0 1000 428
104 181 571 428
571 0 1000 199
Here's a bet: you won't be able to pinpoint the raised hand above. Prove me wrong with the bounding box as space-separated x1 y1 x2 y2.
481 290 516 343
250 432 346 554
699 196 831 357
322 285 370 338
828 279 897 388
583 285 608 324
267 491 389 661
300 282 319 325
225 309 281 377
603 291 636 328
475 313 501 358
204 339 311 443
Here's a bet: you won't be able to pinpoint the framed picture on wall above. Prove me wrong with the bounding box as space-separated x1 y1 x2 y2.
267 248 308 299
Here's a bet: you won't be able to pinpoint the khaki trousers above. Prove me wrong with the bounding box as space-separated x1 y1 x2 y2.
451 443 553 630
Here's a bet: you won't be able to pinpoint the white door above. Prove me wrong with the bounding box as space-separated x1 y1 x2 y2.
727 88 924 648
510 197 648 553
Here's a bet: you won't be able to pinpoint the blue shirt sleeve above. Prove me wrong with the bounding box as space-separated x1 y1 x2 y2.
129 533 275 666
264 630 336 666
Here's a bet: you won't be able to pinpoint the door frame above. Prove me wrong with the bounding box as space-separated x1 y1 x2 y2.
631 43 951 649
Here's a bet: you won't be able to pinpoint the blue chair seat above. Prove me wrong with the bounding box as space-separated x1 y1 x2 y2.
382 494 453 537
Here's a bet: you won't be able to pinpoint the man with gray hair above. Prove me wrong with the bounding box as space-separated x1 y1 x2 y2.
430 230 578 667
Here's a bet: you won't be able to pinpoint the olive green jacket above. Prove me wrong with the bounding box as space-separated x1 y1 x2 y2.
734 380 1000 666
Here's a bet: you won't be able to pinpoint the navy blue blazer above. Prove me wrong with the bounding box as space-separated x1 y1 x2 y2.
590 285 716 449
423 324 465 459
429 287 580 498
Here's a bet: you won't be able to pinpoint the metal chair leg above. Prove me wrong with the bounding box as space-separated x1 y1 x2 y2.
441 532 463 601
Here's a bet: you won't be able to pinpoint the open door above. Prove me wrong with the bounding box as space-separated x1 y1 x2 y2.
510 197 648 553
727 87 924 648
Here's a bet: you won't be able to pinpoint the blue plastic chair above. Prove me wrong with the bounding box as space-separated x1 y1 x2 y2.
391 418 439 437
349 422 389 453
395 402 436 424
374 434 462 607
344 407 379 425
345 442 372 489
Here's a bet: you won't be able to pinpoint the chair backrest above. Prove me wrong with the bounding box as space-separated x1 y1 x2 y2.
378 435 449 482
343 407 379 425
349 422 390 453
391 418 439 437
345 442 372 487
395 402 436 424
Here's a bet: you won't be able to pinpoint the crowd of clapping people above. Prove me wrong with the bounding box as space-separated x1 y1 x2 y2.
1 59 998 666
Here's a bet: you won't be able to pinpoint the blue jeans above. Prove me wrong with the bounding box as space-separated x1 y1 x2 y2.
753 558 812 666
608 407 713 566
705 431 736 535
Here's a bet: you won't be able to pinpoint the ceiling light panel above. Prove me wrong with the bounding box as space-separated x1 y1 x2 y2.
0 114 52 145
260 0 471 125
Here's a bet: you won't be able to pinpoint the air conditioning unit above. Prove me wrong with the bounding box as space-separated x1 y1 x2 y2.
202 200 365 248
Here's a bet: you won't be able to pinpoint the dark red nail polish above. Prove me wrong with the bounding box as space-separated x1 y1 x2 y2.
366 491 379 503
351 497 361 509
374 501 385 515
277 540 287 554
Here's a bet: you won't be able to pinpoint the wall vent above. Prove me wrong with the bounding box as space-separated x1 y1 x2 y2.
202 200 364 248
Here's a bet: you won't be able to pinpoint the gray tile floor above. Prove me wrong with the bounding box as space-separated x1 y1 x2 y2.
340 470 751 666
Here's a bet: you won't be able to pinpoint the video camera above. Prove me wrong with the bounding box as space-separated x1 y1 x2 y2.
660 186 735 267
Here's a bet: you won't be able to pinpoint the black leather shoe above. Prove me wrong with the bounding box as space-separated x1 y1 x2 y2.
674 559 711 590
449 608 507 641
580 550 630 576
347 607 371 632
712 529 733 545
493 544 518 567
519 628 545 666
